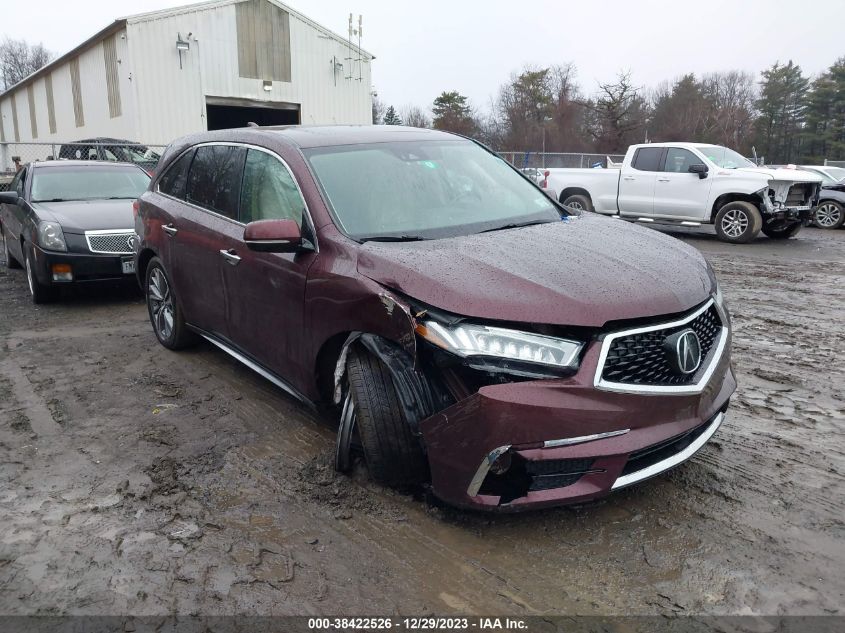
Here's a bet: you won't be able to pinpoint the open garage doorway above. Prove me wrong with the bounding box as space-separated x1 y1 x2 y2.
205 96 301 130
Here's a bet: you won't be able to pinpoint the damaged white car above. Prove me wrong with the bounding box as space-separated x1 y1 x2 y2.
545 143 822 243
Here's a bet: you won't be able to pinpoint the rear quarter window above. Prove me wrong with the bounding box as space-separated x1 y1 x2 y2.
632 147 664 172
158 150 194 200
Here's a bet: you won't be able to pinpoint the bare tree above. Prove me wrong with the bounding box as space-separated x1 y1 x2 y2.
401 105 431 128
584 71 648 152
371 93 386 125
0 37 52 90
701 71 757 151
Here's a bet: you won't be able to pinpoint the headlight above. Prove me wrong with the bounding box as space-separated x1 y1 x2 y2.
416 320 582 370
37 221 67 252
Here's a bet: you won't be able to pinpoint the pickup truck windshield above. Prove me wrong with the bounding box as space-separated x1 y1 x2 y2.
31 166 151 202
694 145 755 169
304 140 560 240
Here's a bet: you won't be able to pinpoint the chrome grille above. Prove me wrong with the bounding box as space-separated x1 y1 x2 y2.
85 231 134 254
595 300 727 393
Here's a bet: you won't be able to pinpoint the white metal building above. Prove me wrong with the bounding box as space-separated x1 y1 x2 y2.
0 0 374 148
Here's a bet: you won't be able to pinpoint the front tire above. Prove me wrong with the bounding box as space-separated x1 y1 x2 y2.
561 194 593 213
762 221 802 240
813 201 845 230
345 347 428 487
715 201 762 243
144 257 196 350
24 244 54 304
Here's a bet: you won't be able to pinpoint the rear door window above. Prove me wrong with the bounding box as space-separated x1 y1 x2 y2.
158 150 194 200
631 147 664 172
186 145 247 220
239 149 304 225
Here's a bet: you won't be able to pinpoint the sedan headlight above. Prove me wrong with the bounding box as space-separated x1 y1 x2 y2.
37 221 67 252
416 320 582 370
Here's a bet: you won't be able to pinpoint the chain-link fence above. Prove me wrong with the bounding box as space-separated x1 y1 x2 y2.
0 142 167 191
500 151 626 169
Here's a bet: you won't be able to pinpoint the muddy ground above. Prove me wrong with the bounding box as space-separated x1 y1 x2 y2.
0 226 842 617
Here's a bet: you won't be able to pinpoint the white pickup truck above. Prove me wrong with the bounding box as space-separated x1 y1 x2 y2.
546 142 823 243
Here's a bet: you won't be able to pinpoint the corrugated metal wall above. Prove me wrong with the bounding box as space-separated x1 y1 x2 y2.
0 0 372 146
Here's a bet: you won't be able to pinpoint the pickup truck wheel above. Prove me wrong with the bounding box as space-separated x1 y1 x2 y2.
561 194 593 213
762 221 802 240
715 202 762 243
345 346 428 487
814 201 845 229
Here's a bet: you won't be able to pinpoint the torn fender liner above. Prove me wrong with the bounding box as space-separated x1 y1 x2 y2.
357 334 440 436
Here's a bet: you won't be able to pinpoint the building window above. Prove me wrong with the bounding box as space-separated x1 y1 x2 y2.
70 57 85 128
235 0 292 83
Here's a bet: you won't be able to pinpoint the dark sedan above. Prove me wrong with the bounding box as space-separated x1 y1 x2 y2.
799 166 845 229
0 160 150 303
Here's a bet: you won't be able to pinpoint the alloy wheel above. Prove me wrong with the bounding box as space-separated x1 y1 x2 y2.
816 203 842 228
721 209 749 239
148 268 175 341
25 254 35 297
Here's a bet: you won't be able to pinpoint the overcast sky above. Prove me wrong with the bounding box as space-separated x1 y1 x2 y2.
6 0 845 113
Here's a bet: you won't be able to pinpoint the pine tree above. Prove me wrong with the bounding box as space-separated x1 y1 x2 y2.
754 60 809 163
382 106 402 126
432 91 476 136
801 58 845 162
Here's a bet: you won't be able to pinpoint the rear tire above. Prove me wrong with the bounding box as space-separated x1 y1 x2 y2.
813 201 845 230
561 194 593 213
714 201 762 244
762 221 802 240
345 346 428 487
24 244 54 304
2 225 22 269
144 257 197 350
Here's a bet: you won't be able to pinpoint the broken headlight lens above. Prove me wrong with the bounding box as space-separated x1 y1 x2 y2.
416 321 582 370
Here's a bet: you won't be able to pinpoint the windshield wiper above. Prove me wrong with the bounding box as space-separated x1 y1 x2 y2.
479 220 554 234
32 198 69 202
358 235 427 243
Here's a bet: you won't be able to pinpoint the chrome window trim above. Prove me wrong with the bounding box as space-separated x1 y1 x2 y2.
593 298 728 395
611 412 724 490
154 141 319 252
84 228 135 254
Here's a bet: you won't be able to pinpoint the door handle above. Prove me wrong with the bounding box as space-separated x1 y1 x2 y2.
162 224 178 236
623 176 635 181
219 249 241 266
657 178 670 182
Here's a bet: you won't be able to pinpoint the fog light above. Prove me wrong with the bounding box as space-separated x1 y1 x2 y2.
51 263 73 282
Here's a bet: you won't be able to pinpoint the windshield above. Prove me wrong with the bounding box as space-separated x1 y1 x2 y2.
695 145 755 169
823 167 845 182
117 145 160 164
31 166 151 202
303 140 560 240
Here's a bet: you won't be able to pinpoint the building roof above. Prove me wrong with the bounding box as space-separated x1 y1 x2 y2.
0 0 374 100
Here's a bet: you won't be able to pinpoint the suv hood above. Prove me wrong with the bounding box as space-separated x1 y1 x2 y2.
31 200 135 234
734 167 823 183
357 215 714 328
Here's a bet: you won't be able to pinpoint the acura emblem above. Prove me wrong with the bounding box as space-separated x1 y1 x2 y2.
663 329 702 375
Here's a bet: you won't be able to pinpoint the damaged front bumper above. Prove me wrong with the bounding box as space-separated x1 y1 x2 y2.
418 338 735 511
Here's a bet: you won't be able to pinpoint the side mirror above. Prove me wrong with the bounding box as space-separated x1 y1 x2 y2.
243 219 311 253
688 163 709 179
0 191 19 205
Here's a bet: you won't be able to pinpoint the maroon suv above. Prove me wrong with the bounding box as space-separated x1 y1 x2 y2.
134 126 735 511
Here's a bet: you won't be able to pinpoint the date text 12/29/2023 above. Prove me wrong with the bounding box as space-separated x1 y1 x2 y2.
307 618 528 631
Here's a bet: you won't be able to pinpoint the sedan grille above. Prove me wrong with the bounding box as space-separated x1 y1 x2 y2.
600 303 723 387
85 231 134 254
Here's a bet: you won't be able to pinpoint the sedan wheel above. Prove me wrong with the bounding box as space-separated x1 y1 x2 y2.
814 201 845 230
24 246 54 304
